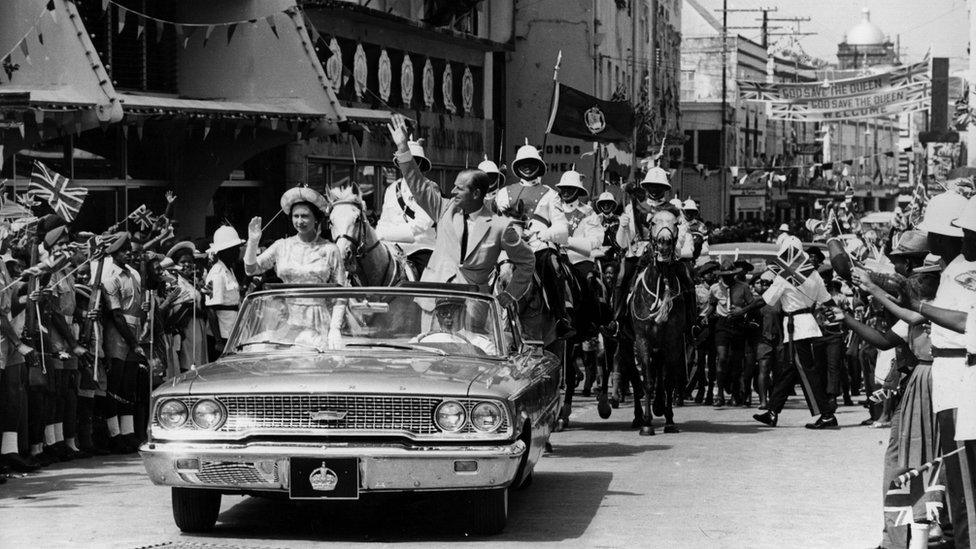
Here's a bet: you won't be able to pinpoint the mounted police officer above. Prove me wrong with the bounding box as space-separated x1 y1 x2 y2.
495 141 573 338
376 137 437 275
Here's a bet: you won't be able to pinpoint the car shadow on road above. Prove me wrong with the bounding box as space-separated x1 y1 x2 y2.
544 441 670 458
674 420 769 434
0 457 144 502
205 470 612 543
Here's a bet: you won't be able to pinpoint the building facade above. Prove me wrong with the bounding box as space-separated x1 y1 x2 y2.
836 8 898 70
680 0 901 224
290 0 511 216
0 0 348 239
504 0 683 198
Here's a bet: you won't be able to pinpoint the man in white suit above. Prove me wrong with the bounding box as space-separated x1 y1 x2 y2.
388 114 534 308
376 138 436 275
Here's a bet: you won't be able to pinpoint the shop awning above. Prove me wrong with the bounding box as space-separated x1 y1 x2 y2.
0 86 99 108
118 93 331 120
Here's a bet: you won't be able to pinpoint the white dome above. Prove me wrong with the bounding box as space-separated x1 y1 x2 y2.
845 8 886 46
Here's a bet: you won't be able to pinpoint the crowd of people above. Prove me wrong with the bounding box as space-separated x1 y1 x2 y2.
2 112 976 548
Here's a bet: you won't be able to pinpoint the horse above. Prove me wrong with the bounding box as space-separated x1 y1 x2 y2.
628 208 695 436
327 183 414 287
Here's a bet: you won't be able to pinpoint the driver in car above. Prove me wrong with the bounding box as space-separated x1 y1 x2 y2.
412 297 496 355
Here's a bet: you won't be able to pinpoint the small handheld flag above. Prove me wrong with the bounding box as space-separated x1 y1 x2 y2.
769 245 815 287
28 161 88 222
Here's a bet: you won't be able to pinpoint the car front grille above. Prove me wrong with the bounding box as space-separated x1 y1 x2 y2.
210 394 509 438
192 460 279 486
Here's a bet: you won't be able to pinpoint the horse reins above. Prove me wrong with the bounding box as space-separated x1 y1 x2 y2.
331 199 401 286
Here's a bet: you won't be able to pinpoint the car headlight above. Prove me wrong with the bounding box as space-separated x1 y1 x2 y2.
191 399 225 430
434 400 466 432
157 399 188 429
470 401 504 432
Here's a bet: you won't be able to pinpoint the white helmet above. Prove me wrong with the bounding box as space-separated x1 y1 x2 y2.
640 166 671 189
394 136 431 172
669 197 684 209
682 197 699 211
208 225 244 254
596 191 617 207
477 155 506 188
511 139 546 178
556 169 587 197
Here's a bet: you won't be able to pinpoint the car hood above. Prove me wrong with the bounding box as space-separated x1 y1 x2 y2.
157 352 513 398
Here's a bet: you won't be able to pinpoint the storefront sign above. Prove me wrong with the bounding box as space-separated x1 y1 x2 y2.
304 111 491 168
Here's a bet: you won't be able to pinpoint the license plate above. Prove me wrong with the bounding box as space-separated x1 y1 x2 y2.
289 457 360 500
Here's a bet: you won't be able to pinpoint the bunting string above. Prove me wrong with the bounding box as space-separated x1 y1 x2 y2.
101 0 296 28
0 1 56 76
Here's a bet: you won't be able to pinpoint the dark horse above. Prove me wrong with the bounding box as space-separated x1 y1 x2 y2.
628 209 694 436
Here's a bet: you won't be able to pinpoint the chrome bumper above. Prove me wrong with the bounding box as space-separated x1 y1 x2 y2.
139 439 525 493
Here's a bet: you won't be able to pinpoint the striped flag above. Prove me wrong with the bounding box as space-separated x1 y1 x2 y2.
28 161 88 222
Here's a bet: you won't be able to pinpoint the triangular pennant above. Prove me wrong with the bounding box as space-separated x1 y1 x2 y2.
136 16 145 39
117 5 127 34
20 39 30 63
729 166 739 178
34 110 44 125
266 15 279 38
270 118 279 131
234 125 242 139
154 19 164 43
74 122 82 135
101 0 109 11
37 32 44 46
121 124 129 139
227 23 238 44
182 26 196 48
0 145 4 172
46 0 57 22
136 123 143 141
203 25 215 47
203 122 211 140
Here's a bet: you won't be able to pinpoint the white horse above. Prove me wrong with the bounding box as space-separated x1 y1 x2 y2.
327 184 414 287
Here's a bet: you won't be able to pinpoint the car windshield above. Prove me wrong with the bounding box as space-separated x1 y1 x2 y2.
225 290 504 358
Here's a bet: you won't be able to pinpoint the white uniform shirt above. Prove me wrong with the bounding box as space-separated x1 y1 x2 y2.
376 178 436 257
204 261 240 339
957 305 976 440
556 200 605 265
761 271 831 342
930 255 976 413
494 180 568 253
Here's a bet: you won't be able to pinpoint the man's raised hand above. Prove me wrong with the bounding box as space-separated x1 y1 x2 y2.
387 113 411 154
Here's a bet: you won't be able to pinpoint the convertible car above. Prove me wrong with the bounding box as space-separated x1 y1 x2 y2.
140 284 562 535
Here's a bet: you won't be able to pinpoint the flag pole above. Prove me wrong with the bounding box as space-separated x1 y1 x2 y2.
541 50 562 153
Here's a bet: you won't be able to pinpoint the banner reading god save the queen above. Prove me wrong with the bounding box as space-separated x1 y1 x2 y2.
737 59 930 121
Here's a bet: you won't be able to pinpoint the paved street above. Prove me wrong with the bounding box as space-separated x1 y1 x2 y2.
0 396 884 549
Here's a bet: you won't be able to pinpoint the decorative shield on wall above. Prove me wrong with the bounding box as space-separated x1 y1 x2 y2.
422 58 435 109
461 66 474 115
442 63 456 114
401 54 414 106
325 38 343 93
378 49 392 103
353 43 368 101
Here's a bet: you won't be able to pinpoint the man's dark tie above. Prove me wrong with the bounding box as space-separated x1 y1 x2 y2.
460 212 469 263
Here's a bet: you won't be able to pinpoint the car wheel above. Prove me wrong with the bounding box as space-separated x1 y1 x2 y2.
171 487 221 533
459 487 508 535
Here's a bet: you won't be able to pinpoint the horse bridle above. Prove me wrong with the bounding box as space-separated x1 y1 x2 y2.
331 199 383 260
331 199 403 285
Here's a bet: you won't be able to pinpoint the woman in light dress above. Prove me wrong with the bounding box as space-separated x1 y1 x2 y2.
244 187 347 349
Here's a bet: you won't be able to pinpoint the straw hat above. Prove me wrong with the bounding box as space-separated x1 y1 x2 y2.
166 241 197 262
208 225 245 254
919 192 968 237
281 187 330 216
716 259 743 276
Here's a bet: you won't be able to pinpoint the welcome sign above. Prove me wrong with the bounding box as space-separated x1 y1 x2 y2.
738 60 929 103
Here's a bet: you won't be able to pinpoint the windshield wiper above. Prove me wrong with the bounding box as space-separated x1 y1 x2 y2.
345 342 447 356
236 340 325 353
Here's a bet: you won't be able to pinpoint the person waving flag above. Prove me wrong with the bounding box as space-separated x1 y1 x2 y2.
28 160 88 222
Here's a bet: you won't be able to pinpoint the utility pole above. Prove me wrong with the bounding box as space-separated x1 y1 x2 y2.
969 2 976 166
721 0 728 221
717 7 777 49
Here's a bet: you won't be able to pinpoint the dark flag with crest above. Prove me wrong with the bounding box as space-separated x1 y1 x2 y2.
545 83 634 143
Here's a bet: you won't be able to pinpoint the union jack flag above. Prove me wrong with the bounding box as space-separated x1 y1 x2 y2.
126 204 156 230
769 244 815 287
28 161 88 222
